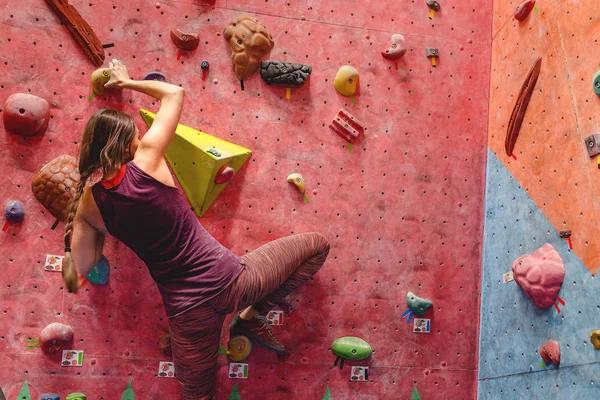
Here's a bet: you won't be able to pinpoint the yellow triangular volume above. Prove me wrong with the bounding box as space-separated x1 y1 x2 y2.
140 109 252 217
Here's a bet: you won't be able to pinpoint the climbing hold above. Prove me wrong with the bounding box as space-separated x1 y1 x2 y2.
331 337 372 369
590 330 600 350
287 173 309 203
65 394 86 400
427 0 441 11
215 165 235 185
17 380 31 400
3 93 50 136
227 335 252 362
121 381 135 400
41 395 60 400
32 155 80 221
5 200 24 222
44 0 105 66
228 384 241 400
406 291 433 316
514 0 536 22
411 387 422 400
91 68 110 95
260 61 312 86
512 243 565 310
0 387 5 400
381 34 407 60
334 66 359 96
38 322 74 355
584 133 600 157
223 15 274 82
593 71 600 97
559 230 572 239
540 340 560 366
321 386 332 400
140 109 251 217
86 254 110 285
170 28 200 51
201 60 210 80
329 109 364 143
426 48 439 67
142 71 167 82
506 57 542 156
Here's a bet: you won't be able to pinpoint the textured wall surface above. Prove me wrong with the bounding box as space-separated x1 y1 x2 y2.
0 0 491 399
481 0 600 398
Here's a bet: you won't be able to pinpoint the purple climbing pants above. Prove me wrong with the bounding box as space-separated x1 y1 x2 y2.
167 232 330 400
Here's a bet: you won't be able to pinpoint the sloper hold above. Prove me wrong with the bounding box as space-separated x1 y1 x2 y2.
140 109 252 217
406 291 432 316
224 15 274 81
3 93 50 136
512 243 564 309
91 68 110 95
540 340 560 366
32 155 80 221
381 34 407 60
331 336 372 360
584 133 600 157
329 109 364 143
514 0 536 22
40 322 74 355
260 61 312 86
170 29 200 51
334 66 359 96
44 0 105 66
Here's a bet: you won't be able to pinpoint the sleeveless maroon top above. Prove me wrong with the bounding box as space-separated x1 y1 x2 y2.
91 162 243 317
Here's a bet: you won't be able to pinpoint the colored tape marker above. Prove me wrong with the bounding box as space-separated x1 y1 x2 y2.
286 88 291 100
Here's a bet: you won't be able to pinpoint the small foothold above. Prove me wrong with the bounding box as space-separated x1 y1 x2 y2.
426 0 441 11
381 34 407 60
406 291 433 316
86 254 110 284
142 71 167 82
65 393 86 400
312 190 317 195
201 60 210 70
540 340 560 366
287 173 306 194
459 45 464 51
301 15 306 20
334 65 359 96
590 330 600 350
468 39 473 44
593 71 600 97
3 93 50 136
155 2 160 8
426 48 439 58
5 200 25 222
227 335 252 361
559 230 572 239
213 79 218 85
514 0 536 22
170 28 200 51
512 244 564 309
215 165 235 184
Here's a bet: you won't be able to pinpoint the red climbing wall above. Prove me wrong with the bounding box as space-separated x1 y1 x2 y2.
0 1 491 399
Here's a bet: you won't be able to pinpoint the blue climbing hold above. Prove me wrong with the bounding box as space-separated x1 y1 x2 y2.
41 394 60 400
86 254 110 285
5 200 24 222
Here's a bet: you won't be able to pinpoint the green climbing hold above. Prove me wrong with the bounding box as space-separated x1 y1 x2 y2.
594 71 600 97
331 336 372 360
411 386 422 400
66 393 86 400
322 386 332 400
406 291 433 317
17 380 31 400
121 381 135 400
228 383 241 400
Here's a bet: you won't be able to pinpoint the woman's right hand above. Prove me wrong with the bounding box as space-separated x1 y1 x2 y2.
105 58 131 89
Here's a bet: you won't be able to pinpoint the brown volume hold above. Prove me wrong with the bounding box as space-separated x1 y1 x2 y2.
44 0 105 67
505 57 542 156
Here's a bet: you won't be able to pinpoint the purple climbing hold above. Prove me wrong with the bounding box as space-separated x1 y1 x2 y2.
142 71 167 82
5 200 24 222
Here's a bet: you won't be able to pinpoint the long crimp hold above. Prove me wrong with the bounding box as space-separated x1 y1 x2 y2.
44 0 105 67
505 57 542 156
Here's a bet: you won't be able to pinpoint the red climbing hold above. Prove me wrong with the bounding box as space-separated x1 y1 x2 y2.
514 0 536 22
3 93 50 136
329 109 364 143
540 340 560 366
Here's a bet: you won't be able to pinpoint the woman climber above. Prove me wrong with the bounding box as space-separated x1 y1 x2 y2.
61 59 330 399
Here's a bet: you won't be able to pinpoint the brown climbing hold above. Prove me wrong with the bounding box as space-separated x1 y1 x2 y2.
44 0 105 66
514 0 536 22
224 15 274 82
381 34 407 60
505 57 542 156
3 93 50 136
559 230 572 239
170 29 200 51
334 66 359 96
32 155 80 221
540 340 560 366
590 330 600 350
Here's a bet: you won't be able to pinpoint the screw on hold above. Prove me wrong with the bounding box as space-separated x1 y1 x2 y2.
427 0 441 11
201 60 210 70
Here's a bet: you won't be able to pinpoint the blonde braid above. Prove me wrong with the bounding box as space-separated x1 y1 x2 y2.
62 170 91 293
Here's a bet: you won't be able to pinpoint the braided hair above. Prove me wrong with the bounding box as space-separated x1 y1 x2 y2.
62 108 136 293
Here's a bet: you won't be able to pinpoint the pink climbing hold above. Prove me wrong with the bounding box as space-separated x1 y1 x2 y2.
40 322 74 355
540 340 560 366
381 34 407 60
3 93 50 136
512 243 565 309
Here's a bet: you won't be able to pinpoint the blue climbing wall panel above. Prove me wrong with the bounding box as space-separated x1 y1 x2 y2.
478 149 600 399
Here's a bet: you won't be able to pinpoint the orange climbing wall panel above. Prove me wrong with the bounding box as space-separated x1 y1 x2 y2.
489 0 600 274
0 0 491 399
